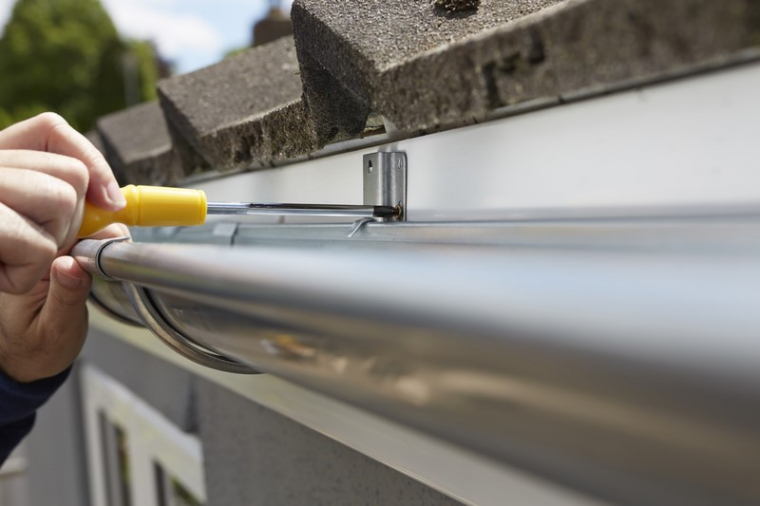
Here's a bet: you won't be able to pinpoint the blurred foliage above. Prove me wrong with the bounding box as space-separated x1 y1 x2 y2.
129 40 160 102
224 46 249 59
0 0 160 131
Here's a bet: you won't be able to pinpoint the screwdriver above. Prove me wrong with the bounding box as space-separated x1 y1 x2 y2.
77 185 400 238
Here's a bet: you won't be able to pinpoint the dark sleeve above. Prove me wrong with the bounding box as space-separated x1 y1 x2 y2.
0 368 71 465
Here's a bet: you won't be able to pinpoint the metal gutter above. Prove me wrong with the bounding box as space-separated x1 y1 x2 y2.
72 220 760 506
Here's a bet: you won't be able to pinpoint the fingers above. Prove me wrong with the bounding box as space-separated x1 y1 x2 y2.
0 167 82 248
0 113 125 211
47 255 92 311
0 150 89 197
0 203 58 294
0 142 130 295
41 256 91 372
0 150 90 247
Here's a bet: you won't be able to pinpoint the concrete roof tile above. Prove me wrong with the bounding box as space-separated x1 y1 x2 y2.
157 36 315 174
91 1 760 183
96 101 180 185
293 0 760 137
291 0 563 143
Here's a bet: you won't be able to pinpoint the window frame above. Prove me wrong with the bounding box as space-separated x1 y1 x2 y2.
81 365 206 506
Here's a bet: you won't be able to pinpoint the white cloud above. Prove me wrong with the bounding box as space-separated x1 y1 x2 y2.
0 0 14 33
102 0 223 65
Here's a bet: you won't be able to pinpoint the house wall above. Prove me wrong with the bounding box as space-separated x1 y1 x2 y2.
26 366 90 506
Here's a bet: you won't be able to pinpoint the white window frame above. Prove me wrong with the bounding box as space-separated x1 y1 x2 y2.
81 365 206 506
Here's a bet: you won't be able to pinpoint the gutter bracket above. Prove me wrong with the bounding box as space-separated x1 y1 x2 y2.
124 283 260 375
363 152 407 222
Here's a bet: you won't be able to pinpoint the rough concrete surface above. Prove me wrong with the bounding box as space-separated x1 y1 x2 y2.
434 0 481 15
96 101 180 185
158 36 314 175
293 0 760 137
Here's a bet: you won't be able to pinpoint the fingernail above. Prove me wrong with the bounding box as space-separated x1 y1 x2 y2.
56 269 85 289
106 181 127 209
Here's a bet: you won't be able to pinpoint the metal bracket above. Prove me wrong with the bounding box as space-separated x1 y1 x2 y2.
124 282 260 374
363 152 407 222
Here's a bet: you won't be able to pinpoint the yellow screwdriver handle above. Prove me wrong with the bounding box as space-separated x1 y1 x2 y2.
77 185 208 238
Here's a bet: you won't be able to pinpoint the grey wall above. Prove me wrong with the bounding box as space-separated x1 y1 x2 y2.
25 330 462 506
26 364 90 506
196 378 461 506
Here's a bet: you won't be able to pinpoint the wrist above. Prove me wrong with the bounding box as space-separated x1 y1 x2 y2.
0 366 71 426
0 350 70 384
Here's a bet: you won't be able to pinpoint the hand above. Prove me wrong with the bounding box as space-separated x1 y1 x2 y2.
0 113 128 383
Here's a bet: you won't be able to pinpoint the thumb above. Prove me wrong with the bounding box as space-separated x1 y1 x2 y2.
0 256 92 383
43 255 92 326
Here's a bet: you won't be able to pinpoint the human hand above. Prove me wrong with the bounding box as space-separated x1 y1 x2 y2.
0 224 130 383
0 113 128 383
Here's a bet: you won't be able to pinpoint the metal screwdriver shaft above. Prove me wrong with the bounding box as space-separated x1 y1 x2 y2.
206 202 400 220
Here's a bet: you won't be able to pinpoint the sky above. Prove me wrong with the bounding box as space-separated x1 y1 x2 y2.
0 0 293 74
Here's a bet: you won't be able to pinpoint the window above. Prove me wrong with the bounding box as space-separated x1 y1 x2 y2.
98 412 132 506
155 463 204 506
82 366 206 506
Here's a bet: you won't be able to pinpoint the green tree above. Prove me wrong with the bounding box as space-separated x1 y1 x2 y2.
0 0 159 131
